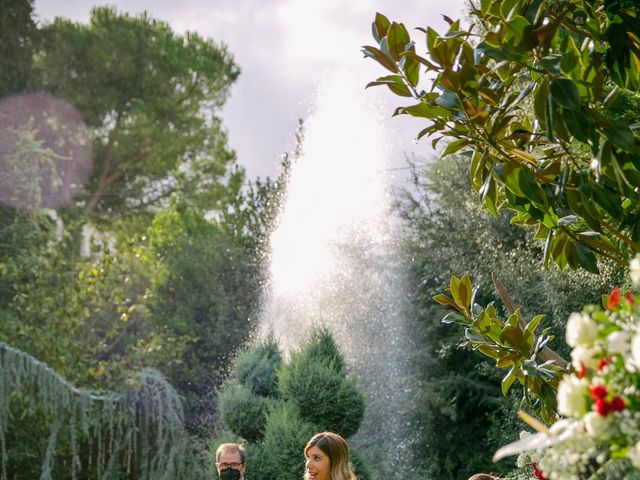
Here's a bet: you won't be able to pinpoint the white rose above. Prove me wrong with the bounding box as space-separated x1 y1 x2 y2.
630 255 640 288
557 375 589 417
628 441 640 469
607 330 631 354
571 345 598 370
566 312 598 348
631 331 640 369
583 411 611 438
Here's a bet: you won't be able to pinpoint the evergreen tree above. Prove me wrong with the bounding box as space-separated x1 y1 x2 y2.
216 329 372 480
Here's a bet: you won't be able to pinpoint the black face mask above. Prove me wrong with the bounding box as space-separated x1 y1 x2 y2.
220 467 241 480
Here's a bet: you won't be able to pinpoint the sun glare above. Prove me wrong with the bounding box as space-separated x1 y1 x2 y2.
267 68 391 297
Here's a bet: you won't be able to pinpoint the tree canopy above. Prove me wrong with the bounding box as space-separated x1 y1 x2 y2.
31 6 241 220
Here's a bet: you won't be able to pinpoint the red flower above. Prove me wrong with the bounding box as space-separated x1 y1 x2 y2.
532 462 549 480
596 398 611 416
608 287 621 310
576 362 588 379
597 357 612 372
627 293 636 305
590 384 608 400
611 396 625 412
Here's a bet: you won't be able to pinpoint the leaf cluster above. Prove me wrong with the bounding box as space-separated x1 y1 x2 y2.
435 274 563 423
365 1 640 273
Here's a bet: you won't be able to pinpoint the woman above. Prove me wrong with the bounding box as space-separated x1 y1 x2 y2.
304 432 356 480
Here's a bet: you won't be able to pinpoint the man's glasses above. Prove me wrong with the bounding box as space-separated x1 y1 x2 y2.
217 462 243 469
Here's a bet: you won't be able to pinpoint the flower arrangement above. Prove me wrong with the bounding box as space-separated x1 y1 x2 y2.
496 255 640 479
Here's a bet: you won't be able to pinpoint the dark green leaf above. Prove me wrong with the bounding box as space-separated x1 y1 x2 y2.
435 89 462 109
550 79 581 111
575 242 599 274
387 22 410 61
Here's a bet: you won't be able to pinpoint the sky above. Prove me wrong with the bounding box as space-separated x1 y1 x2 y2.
34 0 469 181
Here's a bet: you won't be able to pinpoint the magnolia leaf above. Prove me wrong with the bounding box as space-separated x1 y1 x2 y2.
372 12 391 43
525 314 545 336
442 138 469 157
550 79 580 111
361 46 398 73
575 242 599 274
387 22 410 61
519 411 551 434
433 293 458 309
501 366 518 396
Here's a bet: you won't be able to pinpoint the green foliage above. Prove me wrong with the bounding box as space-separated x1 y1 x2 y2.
218 383 275 442
365 2 640 273
216 328 372 479
31 6 241 220
291 326 347 375
1 5 285 479
257 403 317 480
398 154 623 479
234 333 283 397
278 330 365 438
435 274 563 423
0 0 36 96
0 210 177 388
0 342 209 479
145 201 261 400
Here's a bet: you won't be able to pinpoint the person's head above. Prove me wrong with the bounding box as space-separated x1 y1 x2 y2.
215 443 246 480
304 432 356 480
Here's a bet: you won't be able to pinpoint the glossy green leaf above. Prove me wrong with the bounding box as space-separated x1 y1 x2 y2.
361 46 398 73
433 293 458 309
575 242 599 274
562 108 591 142
402 54 420 87
560 35 582 75
550 79 581 111
441 138 469 157
501 366 518 396
371 12 391 43
387 22 411 61
435 89 462 109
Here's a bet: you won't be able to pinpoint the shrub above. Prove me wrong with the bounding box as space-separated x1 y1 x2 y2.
234 333 282 397
217 382 273 442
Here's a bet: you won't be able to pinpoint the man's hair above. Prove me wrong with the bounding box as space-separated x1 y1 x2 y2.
215 443 246 464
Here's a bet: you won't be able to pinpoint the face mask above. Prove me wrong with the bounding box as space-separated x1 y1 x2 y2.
220 467 241 480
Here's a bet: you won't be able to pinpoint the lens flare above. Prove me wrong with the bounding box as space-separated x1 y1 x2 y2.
0 92 92 211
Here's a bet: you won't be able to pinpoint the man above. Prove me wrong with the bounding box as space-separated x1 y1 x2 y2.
215 443 247 480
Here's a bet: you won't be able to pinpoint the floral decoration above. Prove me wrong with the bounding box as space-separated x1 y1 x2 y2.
497 255 640 479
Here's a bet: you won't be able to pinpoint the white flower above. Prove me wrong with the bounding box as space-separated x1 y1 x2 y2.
628 441 640 469
571 345 598 370
630 255 640 288
607 330 631 354
583 411 611 438
557 375 589 417
631 330 640 370
566 312 598 348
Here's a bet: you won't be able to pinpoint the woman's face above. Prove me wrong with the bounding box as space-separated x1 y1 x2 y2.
305 446 330 480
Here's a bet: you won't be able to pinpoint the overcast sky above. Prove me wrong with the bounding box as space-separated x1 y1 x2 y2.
34 0 468 181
